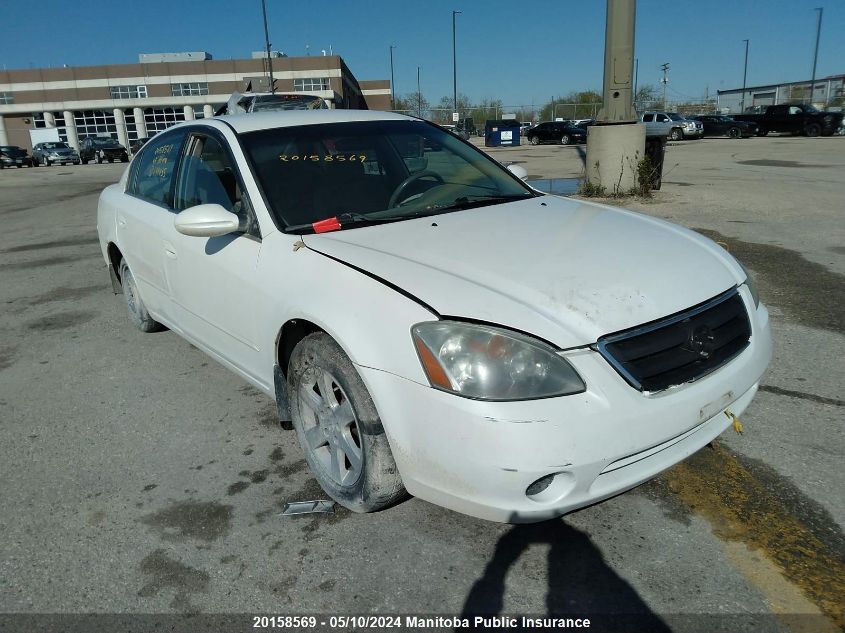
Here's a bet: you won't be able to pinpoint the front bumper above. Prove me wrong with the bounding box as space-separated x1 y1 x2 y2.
359 288 772 523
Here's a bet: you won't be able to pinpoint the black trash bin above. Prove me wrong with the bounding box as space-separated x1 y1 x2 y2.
644 135 667 190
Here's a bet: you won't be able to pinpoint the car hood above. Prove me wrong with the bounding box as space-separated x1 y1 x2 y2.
303 196 744 348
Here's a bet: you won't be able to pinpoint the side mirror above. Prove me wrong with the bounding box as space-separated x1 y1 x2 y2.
506 164 528 180
174 203 242 237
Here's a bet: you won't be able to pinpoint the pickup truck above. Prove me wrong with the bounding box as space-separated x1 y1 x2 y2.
733 104 843 137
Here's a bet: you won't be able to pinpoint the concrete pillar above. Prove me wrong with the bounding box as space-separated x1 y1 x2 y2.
133 107 148 139
585 123 646 194
0 115 8 146
183 105 195 121
43 111 56 127
63 110 79 151
113 108 129 148
203 104 214 118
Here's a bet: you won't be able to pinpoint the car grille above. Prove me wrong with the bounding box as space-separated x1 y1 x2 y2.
597 288 751 392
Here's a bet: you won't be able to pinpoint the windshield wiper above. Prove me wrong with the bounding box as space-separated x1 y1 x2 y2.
425 193 534 213
282 212 405 234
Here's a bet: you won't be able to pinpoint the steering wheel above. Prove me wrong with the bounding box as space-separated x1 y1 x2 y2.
388 170 445 208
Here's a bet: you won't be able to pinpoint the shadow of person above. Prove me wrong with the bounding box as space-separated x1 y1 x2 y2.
461 519 671 632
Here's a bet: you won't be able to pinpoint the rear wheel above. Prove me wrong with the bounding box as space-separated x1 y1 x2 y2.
756 128 768 137
728 127 741 139
529 135 539 146
119 260 163 333
804 123 821 137
287 332 405 513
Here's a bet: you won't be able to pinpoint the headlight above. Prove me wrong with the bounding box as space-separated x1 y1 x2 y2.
737 260 760 307
411 321 586 400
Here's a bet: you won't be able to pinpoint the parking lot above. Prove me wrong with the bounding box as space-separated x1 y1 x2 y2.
0 135 843 632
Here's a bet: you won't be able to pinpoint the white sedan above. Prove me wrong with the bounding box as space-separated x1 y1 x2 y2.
97 110 772 523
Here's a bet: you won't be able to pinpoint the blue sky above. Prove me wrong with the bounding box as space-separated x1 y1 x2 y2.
1 0 842 108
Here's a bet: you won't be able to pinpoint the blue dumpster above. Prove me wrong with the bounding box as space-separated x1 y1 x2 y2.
484 119 521 147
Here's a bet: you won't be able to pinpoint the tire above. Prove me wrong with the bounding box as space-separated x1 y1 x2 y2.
119 260 163 333
42 156 50 166
804 123 821 137
560 134 571 145
669 128 683 141
728 127 741 139
529 135 539 146
287 332 405 513
97 152 104 164
82 159 89 165
756 128 768 137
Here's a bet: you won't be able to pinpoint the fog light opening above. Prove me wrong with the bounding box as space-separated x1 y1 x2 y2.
525 471 576 504
526 474 555 497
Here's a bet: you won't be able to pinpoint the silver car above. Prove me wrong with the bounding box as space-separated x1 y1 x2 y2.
32 141 80 166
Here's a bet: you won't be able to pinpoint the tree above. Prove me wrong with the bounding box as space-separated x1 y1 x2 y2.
634 84 661 111
432 93 473 123
539 90 602 121
394 92 430 118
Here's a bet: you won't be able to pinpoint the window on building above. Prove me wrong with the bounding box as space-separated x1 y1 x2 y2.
74 110 118 140
0 92 14 104
110 85 148 99
171 82 209 97
293 77 331 92
143 107 186 135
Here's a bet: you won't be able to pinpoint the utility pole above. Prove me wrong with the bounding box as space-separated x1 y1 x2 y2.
417 66 422 117
452 10 461 122
660 63 670 110
741 40 749 113
389 45 396 110
809 7 823 106
633 58 639 109
261 0 275 93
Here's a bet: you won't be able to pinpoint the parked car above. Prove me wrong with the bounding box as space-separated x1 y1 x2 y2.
689 115 756 138
526 121 587 145
733 104 843 137
640 112 683 139
130 137 152 155
80 136 129 163
32 142 80 166
97 110 772 523
0 145 34 168
667 113 703 139
571 118 596 128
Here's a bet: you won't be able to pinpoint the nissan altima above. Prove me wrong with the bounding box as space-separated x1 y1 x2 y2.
96 110 772 523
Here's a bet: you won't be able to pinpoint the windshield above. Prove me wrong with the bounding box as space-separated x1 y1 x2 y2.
241 120 533 232
668 113 684 121
91 137 117 146
250 94 328 112
1 146 25 155
43 142 69 149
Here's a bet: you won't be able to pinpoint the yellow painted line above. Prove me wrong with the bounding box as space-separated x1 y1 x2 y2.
661 441 844 631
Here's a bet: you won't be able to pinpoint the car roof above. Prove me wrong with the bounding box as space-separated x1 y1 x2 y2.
202 109 414 134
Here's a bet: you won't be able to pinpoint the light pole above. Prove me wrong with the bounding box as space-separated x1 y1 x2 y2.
452 10 461 121
633 58 639 109
389 45 396 110
260 0 275 93
741 39 749 113
809 7 823 106
417 66 422 117
660 62 670 110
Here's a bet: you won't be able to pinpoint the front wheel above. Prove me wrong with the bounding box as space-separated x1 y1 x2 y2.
728 127 741 139
756 128 768 137
804 123 821 137
560 134 571 145
119 260 163 333
669 128 683 141
529 135 539 146
287 333 405 513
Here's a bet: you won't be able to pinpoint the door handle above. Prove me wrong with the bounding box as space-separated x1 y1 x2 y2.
164 242 177 259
